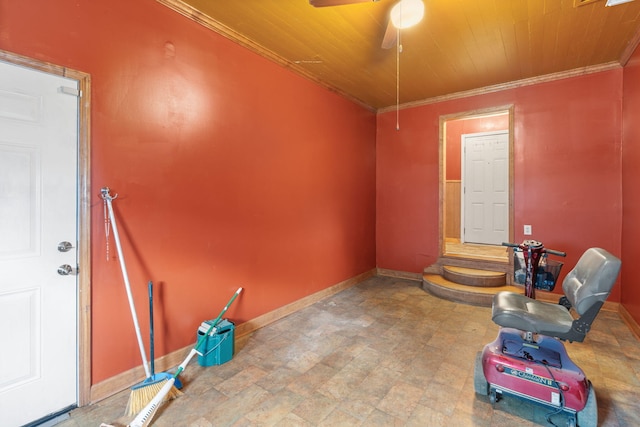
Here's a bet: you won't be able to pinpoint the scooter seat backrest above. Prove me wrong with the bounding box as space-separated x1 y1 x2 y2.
562 248 621 316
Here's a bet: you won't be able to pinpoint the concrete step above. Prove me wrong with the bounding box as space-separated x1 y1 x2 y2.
442 265 506 287
422 273 521 307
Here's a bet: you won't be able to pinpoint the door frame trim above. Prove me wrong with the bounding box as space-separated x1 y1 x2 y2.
0 49 92 406
439 105 514 260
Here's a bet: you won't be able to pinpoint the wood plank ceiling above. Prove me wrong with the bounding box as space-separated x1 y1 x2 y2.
158 0 640 111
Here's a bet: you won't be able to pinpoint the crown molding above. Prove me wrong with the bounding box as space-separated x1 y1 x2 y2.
155 0 376 112
377 62 622 114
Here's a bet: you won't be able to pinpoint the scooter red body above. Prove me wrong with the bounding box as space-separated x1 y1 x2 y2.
481 328 589 413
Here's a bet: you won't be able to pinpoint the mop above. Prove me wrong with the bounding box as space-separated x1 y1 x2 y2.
127 287 243 427
100 188 181 415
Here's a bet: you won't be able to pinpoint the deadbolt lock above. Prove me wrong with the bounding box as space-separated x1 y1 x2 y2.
57 241 75 252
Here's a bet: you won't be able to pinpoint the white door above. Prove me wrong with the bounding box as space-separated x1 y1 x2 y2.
462 131 509 245
0 61 78 426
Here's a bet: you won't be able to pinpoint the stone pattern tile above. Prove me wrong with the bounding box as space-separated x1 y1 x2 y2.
60 276 640 427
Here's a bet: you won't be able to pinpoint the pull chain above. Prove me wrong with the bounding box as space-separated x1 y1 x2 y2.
396 27 402 131
396 28 402 130
101 187 118 261
103 197 110 261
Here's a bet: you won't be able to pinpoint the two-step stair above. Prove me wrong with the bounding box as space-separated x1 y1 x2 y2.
423 264 521 306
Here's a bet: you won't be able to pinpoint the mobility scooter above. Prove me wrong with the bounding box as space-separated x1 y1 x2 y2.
474 240 621 427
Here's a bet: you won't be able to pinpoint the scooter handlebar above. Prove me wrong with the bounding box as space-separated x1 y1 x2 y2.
501 242 566 257
501 242 520 248
545 249 566 257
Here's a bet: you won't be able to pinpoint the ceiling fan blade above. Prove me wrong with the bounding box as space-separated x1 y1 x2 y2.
381 19 398 49
309 0 378 7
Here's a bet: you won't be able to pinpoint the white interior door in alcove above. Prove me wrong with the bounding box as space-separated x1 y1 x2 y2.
462 131 509 245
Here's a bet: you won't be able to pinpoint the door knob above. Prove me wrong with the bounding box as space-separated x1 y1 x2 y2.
57 241 75 252
57 264 78 276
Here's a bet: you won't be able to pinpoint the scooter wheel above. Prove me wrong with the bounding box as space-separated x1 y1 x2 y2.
576 385 597 427
489 389 499 405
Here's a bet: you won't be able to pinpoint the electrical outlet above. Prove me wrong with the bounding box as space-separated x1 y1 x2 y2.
524 225 532 235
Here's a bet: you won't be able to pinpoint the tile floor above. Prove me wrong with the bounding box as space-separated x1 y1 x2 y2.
58 276 640 427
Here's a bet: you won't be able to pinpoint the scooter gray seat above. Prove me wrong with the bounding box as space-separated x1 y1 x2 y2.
492 292 574 334
492 247 621 342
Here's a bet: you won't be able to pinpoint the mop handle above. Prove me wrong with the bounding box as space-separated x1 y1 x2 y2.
205 287 243 335
174 287 242 377
101 187 151 378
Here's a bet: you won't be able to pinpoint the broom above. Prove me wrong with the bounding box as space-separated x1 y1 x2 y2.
127 287 243 427
125 281 182 416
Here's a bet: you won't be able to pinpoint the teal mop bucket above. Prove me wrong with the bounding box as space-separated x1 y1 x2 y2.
197 319 235 367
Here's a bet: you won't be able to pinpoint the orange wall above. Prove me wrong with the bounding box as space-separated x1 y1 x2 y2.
377 70 623 299
622 46 640 326
0 0 376 383
2 0 634 386
446 114 510 181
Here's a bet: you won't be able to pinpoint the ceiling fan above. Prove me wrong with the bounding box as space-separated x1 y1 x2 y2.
309 0 424 49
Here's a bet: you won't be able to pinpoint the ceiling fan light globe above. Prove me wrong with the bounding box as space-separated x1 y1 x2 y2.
390 0 424 29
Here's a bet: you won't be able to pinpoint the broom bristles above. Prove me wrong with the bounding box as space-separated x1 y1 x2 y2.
125 379 182 416
128 377 179 427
